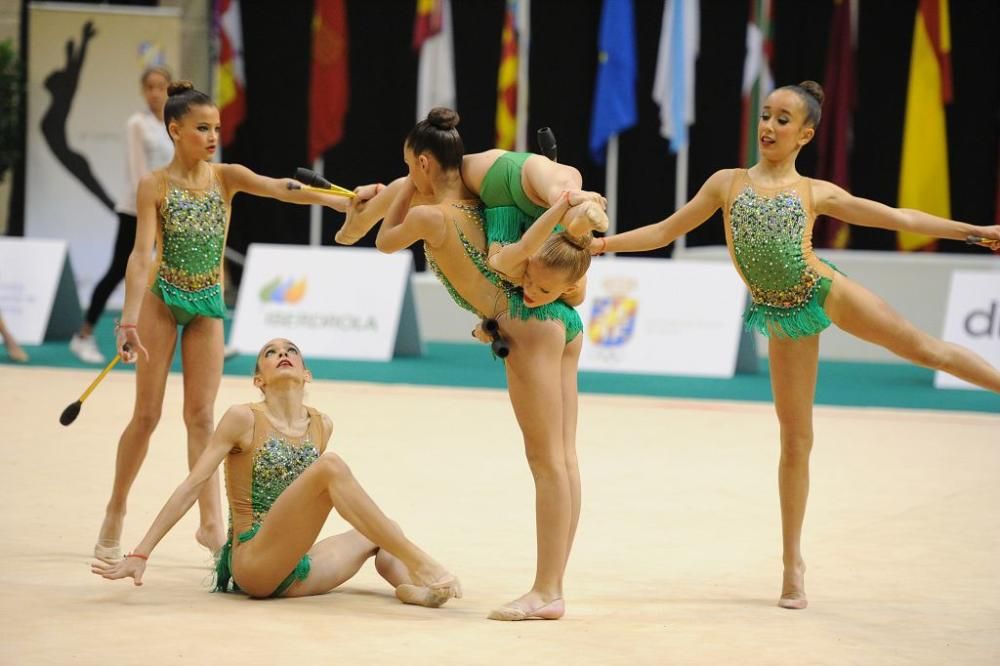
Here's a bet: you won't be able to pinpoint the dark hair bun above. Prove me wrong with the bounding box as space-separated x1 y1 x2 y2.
167 80 195 97
427 107 460 131
798 80 825 106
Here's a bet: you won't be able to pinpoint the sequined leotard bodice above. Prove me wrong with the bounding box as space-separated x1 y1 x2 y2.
424 199 511 319
424 199 583 343
724 169 838 338
215 403 325 594
153 166 229 322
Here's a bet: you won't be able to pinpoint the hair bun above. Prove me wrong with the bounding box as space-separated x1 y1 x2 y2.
798 80 825 106
559 230 592 251
427 107 460 131
167 80 195 97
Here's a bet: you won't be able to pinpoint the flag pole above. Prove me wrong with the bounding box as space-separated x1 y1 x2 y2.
515 0 530 152
673 144 688 255
309 156 323 246
605 133 619 241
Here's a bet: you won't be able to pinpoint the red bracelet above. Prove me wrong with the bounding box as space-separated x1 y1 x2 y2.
126 552 148 560
596 236 608 255
118 323 137 330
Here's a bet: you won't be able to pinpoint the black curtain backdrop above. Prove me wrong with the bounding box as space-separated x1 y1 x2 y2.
16 1 999 269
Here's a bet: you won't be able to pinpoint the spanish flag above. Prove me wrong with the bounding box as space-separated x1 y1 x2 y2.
308 0 349 163
214 0 246 148
495 0 518 150
897 0 952 252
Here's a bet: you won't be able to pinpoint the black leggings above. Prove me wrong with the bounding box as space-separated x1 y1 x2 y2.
85 212 137 326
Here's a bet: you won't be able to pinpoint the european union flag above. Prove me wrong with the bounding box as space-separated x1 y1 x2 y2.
589 0 638 164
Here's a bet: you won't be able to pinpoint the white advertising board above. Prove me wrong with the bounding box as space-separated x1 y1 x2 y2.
230 244 421 361
579 258 750 377
934 270 1000 390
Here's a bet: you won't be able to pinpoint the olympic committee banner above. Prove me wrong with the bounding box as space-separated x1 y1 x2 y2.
934 270 1000 390
579 258 750 377
26 3 181 309
230 244 423 361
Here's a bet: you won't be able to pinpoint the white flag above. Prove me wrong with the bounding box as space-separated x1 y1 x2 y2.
652 0 699 152
416 0 457 120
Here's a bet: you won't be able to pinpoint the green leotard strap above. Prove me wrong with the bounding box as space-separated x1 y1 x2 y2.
479 152 547 221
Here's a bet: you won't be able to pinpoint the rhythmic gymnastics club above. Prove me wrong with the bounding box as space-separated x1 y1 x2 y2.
965 235 1000 252
59 353 121 426
482 318 510 358
537 127 557 162
287 167 356 198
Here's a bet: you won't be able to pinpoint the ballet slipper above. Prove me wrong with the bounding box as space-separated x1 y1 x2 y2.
395 583 453 608
423 574 462 600
93 541 122 564
778 596 808 610
487 598 565 621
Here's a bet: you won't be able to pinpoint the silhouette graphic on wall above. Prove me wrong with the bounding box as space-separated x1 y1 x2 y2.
41 21 115 212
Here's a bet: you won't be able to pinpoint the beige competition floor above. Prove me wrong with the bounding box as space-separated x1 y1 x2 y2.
0 365 998 665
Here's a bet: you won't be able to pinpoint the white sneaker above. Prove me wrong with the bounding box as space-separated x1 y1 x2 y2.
223 344 239 360
70 333 106 364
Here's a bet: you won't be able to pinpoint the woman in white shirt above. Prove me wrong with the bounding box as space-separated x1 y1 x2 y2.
70 66 175 363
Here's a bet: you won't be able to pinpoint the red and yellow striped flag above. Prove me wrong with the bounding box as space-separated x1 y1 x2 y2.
897 0 952 252
495 0 518 150
214 0 246 147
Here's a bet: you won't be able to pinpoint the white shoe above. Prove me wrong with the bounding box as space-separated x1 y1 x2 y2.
223 344 239 360
70 333 106 364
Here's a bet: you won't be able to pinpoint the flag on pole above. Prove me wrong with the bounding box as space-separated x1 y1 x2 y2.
897 0 952 252
652 0 699 153
308 0 349 163
739 0 774 167
214 0 246 147
414 0 456 120
495 0 519 150
815 0 856 249
589 0 637 164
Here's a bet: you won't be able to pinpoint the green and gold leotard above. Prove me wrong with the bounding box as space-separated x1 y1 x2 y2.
152 167 229 326
475 152 583 342
424 198 582 344
724 169 840 338
215 403 325 597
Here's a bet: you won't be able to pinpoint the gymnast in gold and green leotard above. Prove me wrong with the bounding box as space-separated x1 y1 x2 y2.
593 80 1000 612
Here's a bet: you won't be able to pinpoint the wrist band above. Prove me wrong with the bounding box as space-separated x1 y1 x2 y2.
126 552 148 560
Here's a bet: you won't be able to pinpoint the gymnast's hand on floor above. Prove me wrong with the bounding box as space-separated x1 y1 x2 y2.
91 556 147 586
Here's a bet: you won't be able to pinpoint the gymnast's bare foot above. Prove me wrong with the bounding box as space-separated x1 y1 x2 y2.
195 525 226 555
778 560 808 610
565 192 609 236
488 591 565 621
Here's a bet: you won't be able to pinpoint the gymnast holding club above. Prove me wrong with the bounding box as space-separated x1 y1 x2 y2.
333 108 608 621
87 81 352 566
92 337 461 607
